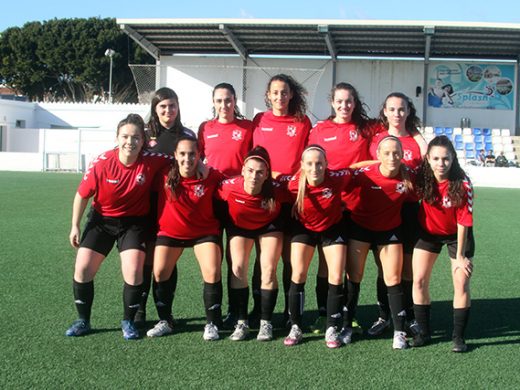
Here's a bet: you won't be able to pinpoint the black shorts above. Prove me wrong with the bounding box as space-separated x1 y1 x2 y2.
291 220 347 247
401 201 420 254
280 203 293 234
349 220 403 246
415 227 475 259
213 199 231 229
156 234 222 248
226 213 285 240
80 209 147 256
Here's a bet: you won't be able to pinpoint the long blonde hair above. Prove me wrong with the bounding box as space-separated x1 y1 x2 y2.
377 136 413 193
295 145 327 214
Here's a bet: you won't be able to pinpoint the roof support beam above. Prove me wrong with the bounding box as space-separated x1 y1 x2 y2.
219 24 248 60
318 25 337 61
120 24 160 60
422 26 435 126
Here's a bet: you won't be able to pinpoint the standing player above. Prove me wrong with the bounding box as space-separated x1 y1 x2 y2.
65 114 172 339
283 145 351 349
135 87 196 325
146 135 224 341
366 92 427 337
216 146 287 341
198 82 253 328
307 82 374 334
412 135 474 353
342 136 414 350
252 74 312 325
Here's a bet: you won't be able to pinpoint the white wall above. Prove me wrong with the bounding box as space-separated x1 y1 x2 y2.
0 99 37 128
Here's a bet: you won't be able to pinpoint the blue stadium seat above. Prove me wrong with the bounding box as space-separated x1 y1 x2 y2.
475 142 484 151
454 134 463 143
472 128 482 135
484 135 493 144
465 143 475 151
434 127 444 135
483 128 492 136
473 135 483 143
444 127 454 135
485 142 493 151
465 150 476 159
455 141 464 150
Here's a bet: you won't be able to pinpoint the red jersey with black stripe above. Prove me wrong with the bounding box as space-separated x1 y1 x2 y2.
77 149 173 217
287 169 351 232
348 163 414 231
370 131 423 171
155 168 224 240
308 120 371 169
198 118 254 176
252 111 311 175
217 176 289 230
418 179 473 236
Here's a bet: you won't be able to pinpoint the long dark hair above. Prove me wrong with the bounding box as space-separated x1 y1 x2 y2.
328 82 372 138
212 82 245 119
165 135 199 200
147 87 183 140
416 135 469 207
243 146 276 212
378 92 421 136
264 74 307 121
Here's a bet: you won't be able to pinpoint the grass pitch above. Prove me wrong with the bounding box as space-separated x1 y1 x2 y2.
0 171 519 389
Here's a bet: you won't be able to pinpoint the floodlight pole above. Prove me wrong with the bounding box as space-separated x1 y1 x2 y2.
105 49 116 103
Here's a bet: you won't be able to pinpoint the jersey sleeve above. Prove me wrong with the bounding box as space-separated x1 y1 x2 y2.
77 156 101 198
197 122 207 159
456 180 474 227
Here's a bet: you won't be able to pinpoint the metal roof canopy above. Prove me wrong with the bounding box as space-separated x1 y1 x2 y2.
118 18 520 61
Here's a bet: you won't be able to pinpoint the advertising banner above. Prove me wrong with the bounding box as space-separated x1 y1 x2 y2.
428 63 515 110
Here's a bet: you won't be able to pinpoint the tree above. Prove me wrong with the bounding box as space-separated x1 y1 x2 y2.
0 17 154 102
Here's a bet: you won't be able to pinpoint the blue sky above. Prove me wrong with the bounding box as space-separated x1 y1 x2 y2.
3 0 520 32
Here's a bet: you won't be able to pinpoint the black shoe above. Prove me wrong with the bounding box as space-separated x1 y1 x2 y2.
452 337 468 353
412 333 431 348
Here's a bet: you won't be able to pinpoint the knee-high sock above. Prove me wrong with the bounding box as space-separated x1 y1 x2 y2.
260 288 278 322
73 280 94 321
230 287 249 321
377 276 390 320
138 264 153 314
123 283 143 321
343 280 360 328
251 258 261 314
316 276 328 316
154 280 175 322
288 282 305 327
203 281 223 325
326 283 343 329
402 279 414 321
453 307 470 340
414 304 431 336
387 284 406 332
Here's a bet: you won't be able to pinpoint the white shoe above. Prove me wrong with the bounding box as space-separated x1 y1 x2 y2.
339 326 353 345
229 320 249 341
203 323 219 341
146 320 174 337
392 330 409 350
284 324 303 346
257 320 273 341
325 326 341 349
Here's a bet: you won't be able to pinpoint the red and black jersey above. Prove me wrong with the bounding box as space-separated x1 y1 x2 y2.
252 111 311 175
198 118 254 176
418 179 473 236
217 176 289 230
370 130 423 171
78 149 173 217
308 120 371 169
155 168 224 240
348 163 413 231
287 169 351 232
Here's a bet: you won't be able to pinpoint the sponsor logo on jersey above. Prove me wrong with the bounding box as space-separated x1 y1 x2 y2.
403 149 413 161
442 195 452 208
232 130 243 141
324 136 337 142
106 179 119 184
395 182 406 194
322 188 333 199
389 234 399 242
207 134 219 139
261 127 273 132
193 184 206 198
235 198 246 204
135 173 146 185
349 130 359 142
287 125 297 137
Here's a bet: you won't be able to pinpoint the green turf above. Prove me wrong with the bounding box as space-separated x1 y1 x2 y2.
1 171 519 389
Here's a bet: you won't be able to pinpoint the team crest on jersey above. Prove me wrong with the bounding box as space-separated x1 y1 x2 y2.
193 184 206 198
322 188 333 199
349 130 358 142
232 130 243 141
135 173 146 185
403 149 413 161
287 125 297 137
395 182 406 194
442 196 452 208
